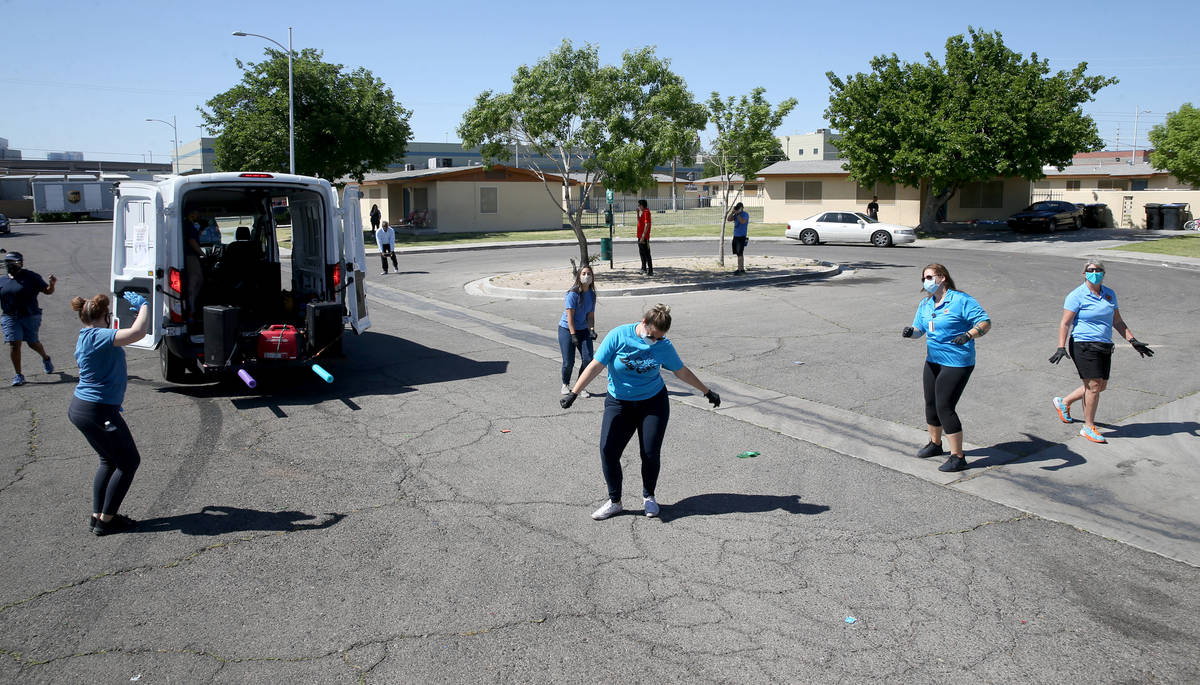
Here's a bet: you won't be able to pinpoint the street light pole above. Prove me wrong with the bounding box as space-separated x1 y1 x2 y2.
1130 107 1151 166
233 27 295 174
145 116 179 174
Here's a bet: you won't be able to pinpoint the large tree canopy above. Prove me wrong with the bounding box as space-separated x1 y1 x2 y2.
825 28 1116 228
201 48 411 183
458 40 706 265
1148 103 1200 188
706 88 796 262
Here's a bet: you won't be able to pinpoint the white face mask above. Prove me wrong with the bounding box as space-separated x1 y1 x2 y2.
580 274 592 285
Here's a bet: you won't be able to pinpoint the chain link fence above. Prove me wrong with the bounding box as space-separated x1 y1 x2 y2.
570 196 764 228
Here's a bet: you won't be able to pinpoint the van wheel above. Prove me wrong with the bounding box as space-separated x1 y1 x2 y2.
161 344 189 383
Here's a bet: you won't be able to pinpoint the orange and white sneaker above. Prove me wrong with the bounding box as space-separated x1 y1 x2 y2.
1079 424 1107 444
1052 397 1073 424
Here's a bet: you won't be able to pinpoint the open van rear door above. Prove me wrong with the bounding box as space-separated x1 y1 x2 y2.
340 185 370 333
110 184 163 349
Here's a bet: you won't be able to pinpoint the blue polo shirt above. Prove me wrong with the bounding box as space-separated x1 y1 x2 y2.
594 323 684 400
558 289 595 330
74 327 127 405
1064 283 1118 342
911 290 990 367
732 211 749 237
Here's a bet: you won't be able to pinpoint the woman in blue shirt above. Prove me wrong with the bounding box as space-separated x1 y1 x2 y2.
902 264 992 472
1048 260 1153 443
558 265 597 396
561 304 720 520
68 291 149 536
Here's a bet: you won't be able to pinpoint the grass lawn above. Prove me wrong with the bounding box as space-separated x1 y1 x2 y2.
1104 234 1200 258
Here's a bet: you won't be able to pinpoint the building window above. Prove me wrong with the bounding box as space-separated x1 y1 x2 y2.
367 188 382 199
797 149 804 156
855 182 896 203
1097 179 1129 191
812 148 819 155
480 187 498 214
785 181 822 203
1065 180 1081 191
959 180 1004 208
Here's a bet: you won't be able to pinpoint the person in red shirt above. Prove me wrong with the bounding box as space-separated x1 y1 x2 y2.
636 199 653 276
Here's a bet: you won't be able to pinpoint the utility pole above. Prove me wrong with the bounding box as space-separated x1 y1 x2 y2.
1130 107 1151 166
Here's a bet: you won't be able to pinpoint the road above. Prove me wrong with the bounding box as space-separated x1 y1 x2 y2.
0 222 1197 683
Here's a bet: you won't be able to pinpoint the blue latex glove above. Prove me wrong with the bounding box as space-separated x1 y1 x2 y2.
122 291 147 311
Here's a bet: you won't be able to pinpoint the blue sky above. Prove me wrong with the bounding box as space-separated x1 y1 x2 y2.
3 0 1197 163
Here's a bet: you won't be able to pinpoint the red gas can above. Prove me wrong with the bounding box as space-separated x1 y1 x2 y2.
257 325 300 360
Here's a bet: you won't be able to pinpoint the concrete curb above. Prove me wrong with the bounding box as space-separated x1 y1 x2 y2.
1085 249 1200 272
469 259 843 299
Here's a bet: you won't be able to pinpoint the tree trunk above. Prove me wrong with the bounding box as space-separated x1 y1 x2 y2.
919 182 957 231
671 159 678 212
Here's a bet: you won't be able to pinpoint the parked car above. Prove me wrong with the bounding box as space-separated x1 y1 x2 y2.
0 213 9 234
785 211 916 247
1006 201 1084 233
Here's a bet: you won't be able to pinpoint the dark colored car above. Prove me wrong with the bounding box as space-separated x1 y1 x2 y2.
1007 201 1084 233
0 214 9 233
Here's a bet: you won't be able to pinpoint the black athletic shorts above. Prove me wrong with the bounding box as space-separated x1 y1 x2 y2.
1071 337 1114 380
732 235 748 256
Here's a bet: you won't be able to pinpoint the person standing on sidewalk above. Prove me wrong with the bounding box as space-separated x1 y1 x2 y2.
867 195 880 221
1049 260 1153 443
636 199 653 276
728 202 750 274
558 265 597 396
1 251 56 386
375 220 397 275
561 304 720 520
901 263 992 472
369 204 381 232
69 291 149 536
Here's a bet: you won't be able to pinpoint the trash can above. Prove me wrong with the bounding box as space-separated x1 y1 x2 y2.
1082 203 1108 228
1160 203 1186 230
599 237 612 261
1143 203 1162 230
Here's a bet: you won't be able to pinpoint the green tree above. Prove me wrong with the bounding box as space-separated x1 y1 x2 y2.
825 28 1116 229
707 88 797 264
200 48 412 183
458 40 706 266
1148 103 1200 188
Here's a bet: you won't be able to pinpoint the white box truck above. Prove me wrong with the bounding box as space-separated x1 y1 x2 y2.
110 172 370 383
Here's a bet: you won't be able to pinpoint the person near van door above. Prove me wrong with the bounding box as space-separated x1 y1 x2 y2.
901 263 991 472
1049 259 1152 444
561 304 720 520
559 264 597 396
1 251 56 386
867 195 880 221
375 220 397 275
636 199 653 276
728 202 750 274
69 291 149 536
369 204 382 231
183 209 205 318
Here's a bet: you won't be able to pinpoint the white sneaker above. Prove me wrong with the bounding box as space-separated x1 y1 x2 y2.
591 500 623 520
561 383 571 395
643 496 660 518
579 389 592 398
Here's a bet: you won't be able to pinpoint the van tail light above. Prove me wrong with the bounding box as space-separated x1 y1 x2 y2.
167 267 185 323
332 263 342 288
239 173 275 178
168 267 182 294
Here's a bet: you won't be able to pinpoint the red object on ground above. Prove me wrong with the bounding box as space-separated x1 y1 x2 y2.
257 325 300 360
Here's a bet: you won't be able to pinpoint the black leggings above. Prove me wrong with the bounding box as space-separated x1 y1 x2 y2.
379 245 397 272
638 242 653 273
922 362 974 435
599 386 669 501
69 396 141 516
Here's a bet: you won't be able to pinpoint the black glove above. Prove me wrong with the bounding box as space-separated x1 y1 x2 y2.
951 332 972 345
1048 347 1069 364
901 327 915 338
1129 339 1154 358
704 390 720 408
560 391 578 409
589 329 598 341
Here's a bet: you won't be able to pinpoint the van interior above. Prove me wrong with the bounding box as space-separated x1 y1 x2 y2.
180 185 328 334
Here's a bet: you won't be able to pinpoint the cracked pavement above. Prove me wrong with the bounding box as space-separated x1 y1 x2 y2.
0 224 1197 683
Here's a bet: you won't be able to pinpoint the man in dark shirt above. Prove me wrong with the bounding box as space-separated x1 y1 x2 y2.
867 195 880 221
0 252 56 386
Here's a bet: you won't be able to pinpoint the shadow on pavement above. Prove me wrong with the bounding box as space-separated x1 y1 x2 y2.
967 432 1086 471
133 505 346 536
658 493 830 522
1102 420 1200 440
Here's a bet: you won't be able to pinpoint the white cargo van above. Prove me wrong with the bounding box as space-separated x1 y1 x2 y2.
110 172 370 383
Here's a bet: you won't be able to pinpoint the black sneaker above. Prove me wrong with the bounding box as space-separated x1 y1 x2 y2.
916 441 945 459
92 514 136 536
88 514 98 532
937 455 968 472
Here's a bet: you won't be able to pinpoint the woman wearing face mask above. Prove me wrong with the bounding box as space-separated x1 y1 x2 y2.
561 304 720 520
1048 260 1153 443
559 265 598 396
901 264 991 472
68 291 150 536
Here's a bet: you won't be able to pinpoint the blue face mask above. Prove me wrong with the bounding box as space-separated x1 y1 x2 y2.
1085 271 1104 285
923 278 940 295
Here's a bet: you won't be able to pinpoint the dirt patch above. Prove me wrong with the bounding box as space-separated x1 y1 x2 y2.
490 255 829 293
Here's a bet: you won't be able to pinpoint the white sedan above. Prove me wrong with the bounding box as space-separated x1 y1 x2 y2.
785 211 917 247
